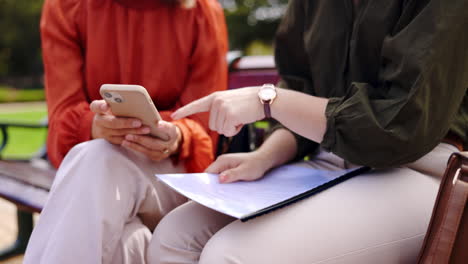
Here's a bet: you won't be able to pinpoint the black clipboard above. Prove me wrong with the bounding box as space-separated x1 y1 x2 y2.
240 166 371 222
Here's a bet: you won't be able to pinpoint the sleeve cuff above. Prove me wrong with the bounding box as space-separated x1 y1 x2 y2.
320 97 341 152
172 119 192 161
170 118 214 172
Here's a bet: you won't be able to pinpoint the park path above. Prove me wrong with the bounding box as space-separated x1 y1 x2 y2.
0 199 25 264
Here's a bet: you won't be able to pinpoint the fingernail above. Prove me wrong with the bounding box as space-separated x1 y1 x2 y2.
126 134 134 141
219 173 227 183
122 140 129 147
132 121 141 127
141 127 150 133
100 104 107 110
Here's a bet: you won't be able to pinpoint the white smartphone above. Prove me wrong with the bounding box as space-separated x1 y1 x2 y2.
99 84 169 141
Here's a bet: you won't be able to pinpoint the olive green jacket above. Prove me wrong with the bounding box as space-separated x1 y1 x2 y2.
274 0 468 168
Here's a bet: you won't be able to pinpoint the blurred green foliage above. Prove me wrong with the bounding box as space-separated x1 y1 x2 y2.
0 0 285 92
0 0 44 84
222 0 287 52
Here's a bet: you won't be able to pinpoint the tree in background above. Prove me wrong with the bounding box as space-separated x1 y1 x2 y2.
0 0 44 88
221 0 287 54
0 0 286 90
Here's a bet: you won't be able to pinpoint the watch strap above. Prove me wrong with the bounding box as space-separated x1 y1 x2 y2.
263 101 271 119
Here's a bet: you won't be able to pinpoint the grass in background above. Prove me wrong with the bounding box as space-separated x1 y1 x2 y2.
0 107 47 159
0 86 45 103
245 40 274 55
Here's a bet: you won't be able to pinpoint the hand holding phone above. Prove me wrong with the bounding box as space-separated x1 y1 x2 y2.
99 84 169 141
90 100 152 145
122 120 182 161
91 84 181 161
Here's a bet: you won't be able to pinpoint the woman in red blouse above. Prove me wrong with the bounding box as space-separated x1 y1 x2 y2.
24 0 227 263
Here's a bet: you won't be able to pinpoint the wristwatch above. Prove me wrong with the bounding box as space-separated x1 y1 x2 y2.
258 84 277 119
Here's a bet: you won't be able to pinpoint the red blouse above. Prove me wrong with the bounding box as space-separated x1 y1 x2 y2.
40 0 228 172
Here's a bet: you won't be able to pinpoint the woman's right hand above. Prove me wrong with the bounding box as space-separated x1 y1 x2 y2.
205 151 274 184
90 100 151 145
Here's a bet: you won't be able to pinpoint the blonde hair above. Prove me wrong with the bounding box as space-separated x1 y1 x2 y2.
163 0 196 9
181 0 196 9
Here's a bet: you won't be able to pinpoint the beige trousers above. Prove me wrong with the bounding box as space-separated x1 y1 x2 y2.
148 143 457 264
24 139 187 264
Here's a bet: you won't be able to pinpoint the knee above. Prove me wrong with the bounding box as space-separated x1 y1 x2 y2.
147 202 228 264
146 212 185 264
61 139 131 176
53 139 138 191
199 223 249 264
199 218 260 264
108 219 151 264
68 139 125 164
199 233 241 264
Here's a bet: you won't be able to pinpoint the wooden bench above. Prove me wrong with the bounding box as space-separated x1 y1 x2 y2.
0 54 279 260
0 120 52 260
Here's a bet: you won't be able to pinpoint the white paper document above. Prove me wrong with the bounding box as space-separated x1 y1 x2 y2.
156 165 366 221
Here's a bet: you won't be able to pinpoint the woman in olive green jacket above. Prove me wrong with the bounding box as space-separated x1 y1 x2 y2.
150 0 467 263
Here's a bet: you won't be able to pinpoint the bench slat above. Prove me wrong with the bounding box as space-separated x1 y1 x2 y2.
0 175 49 212
0 160 55 191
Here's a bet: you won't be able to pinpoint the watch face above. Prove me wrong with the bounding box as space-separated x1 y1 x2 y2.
259 87 276 101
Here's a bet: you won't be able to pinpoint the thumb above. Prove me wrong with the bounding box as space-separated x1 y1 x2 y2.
90 100 110 114
156 121 177 137
156 120 176 136
205 155 240 174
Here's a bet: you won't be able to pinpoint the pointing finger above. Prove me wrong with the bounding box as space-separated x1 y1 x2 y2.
171 94 214 120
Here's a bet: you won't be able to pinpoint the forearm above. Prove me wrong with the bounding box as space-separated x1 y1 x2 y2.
271 88 329 143
255 128 298 170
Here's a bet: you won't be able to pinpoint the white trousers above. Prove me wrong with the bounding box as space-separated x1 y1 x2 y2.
148 143 458 264
23 139 457 264
24 139 187 264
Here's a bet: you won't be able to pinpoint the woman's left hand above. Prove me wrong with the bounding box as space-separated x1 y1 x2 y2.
206 151 273 183
171 87 264 137
122 120 182 161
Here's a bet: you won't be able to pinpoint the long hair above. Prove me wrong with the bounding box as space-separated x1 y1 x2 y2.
96 0 197 9
162 0 196 8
